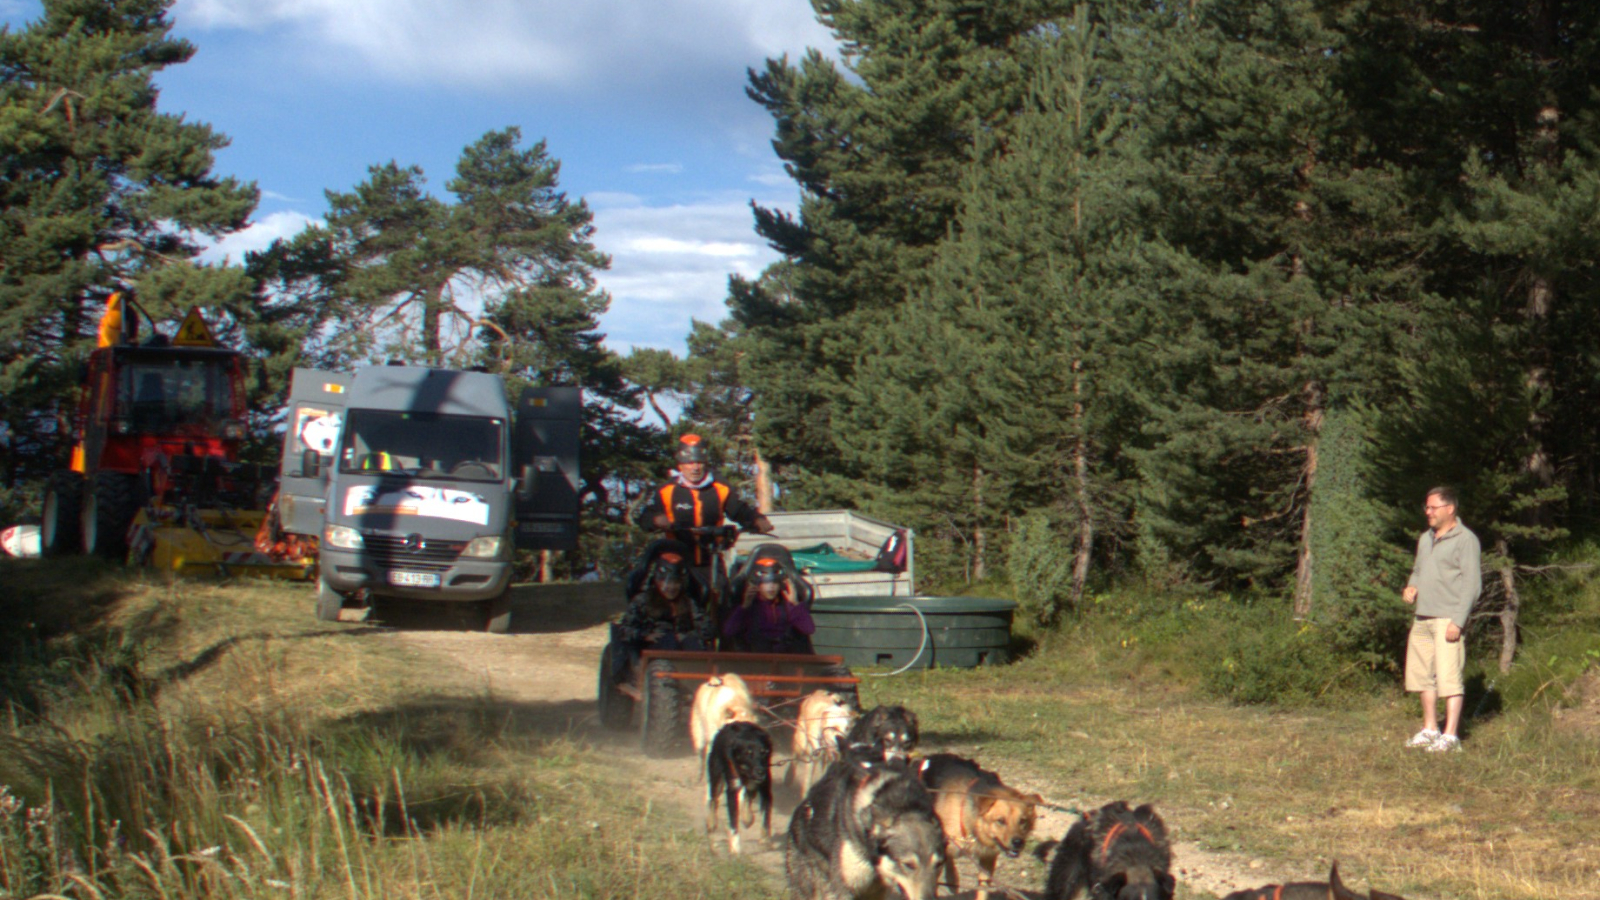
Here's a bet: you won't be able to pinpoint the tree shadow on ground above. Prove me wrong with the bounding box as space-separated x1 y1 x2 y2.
360 581 626 635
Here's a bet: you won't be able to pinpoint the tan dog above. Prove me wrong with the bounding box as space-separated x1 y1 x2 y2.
918 754 1041 900
691 673 758 780
788 690 857 794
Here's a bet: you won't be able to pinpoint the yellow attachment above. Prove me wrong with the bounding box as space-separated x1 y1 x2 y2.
129 508 314 580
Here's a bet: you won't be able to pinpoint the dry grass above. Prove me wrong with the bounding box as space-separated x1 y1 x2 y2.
0 559 780 900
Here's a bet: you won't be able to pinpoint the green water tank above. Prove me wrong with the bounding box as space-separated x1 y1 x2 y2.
809 595 1016 669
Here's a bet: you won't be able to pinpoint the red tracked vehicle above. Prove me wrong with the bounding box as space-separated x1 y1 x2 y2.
39 293 280 571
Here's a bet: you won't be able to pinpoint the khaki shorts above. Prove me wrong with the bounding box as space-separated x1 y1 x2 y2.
1405 616 1466 697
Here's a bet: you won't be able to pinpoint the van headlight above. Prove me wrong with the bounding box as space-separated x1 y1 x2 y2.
462 536 503 558
323 524 364 550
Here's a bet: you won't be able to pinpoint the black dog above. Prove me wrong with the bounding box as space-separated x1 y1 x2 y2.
847 704 920 762
787 742 945 900
1045 801 1175 900
705 721 772 854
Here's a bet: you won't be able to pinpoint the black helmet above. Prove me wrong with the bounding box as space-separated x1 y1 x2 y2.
653 552 687 584
749 557 783 585
676 433 711 464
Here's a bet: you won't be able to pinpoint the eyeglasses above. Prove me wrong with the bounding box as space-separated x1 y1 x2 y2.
1423 503 1451 512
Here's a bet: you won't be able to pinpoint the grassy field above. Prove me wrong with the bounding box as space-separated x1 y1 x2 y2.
0 559 778 900
3 557 1598 899
854 646 1600 899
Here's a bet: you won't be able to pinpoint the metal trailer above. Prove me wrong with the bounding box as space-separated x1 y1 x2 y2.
726 509 914 599
596 648 859 758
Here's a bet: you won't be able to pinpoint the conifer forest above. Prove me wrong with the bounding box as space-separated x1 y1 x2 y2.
6 0 1600 669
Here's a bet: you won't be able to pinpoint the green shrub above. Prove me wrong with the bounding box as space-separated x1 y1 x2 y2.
1199 613 1381 705
1007 510 1075 624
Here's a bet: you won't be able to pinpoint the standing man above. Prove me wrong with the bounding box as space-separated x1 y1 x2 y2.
1402 486 1482 753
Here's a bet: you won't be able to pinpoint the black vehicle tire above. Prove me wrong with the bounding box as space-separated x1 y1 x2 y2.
596 644 634 730
82 472 142 561
315 577 345 622
484 590 513 634
815 662 859 712
640 658 684 757
41 470 85 556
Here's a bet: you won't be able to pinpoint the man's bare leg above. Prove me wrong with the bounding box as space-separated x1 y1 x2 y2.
1442 694 1463 737
1421 688 1439 733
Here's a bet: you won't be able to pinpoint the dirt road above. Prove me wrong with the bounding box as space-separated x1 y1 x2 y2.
368 582 1308 900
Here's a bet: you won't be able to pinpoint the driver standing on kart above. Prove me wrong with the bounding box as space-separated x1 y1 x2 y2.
635 433 773 583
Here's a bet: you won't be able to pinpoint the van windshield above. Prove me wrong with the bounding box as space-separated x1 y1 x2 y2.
337 410 505 481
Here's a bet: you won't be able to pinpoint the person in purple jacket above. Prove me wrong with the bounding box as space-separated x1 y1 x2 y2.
723 556 815 653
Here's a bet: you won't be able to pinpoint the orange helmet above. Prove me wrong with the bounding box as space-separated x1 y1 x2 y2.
749 557 783 585
676 433 711 464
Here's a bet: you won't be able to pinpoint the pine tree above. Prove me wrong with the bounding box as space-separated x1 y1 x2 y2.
738 0 1076 500
1110 0 1416 600
1332 0 1600 669
0 0 257 493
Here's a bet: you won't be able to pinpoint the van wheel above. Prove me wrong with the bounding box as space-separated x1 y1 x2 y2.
41 470 85 555
640 659 683 757
597 644 634 730
315 578 345 621
485 590 513 634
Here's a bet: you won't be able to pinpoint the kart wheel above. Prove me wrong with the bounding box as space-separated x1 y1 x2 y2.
596 644 634 730
315 577 345 621
82 472 141 561
640 658 684 757
485 590 513 634
41 470 85 556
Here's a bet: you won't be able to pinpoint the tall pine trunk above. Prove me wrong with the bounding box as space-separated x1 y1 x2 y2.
972 462 987 582
423 288 444 365
1495 536 1520 673
1293 381 1324 619
1069 358 1093 610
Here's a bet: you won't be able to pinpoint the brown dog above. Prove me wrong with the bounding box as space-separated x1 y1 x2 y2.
789 690 857 795
918 753 1042 900
690 673 758 781
1221 861 1408 900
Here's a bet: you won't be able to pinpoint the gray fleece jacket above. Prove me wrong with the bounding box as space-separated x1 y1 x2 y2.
1407 522 1482 629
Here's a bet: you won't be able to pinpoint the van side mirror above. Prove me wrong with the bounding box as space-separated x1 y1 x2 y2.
301 449 322 478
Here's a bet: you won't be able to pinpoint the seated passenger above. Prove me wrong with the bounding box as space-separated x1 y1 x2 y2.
722 556 815 654
613 552 711 679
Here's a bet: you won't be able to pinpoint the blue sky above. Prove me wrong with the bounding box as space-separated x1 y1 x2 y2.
1 0 839 354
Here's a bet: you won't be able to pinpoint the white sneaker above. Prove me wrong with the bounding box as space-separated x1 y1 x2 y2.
1406 728 1441 748
1426 733 1462 753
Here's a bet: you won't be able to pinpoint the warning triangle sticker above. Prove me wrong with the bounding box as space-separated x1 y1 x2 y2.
173 308 217 347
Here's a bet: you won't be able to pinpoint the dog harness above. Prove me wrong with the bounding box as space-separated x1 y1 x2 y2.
1096 819 1156 860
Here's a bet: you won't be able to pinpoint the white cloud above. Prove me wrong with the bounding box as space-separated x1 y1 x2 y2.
174 0 837 92
198 210 319 265
590 198 782 353
626 163 684 175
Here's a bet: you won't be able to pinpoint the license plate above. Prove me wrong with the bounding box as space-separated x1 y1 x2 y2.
388 571 440 588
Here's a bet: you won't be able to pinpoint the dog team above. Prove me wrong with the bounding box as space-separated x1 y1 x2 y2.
686 675 1410 900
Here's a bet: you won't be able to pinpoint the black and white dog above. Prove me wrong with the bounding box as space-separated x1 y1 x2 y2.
846 704 920 763
786 740 945 900
705 721 773 854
